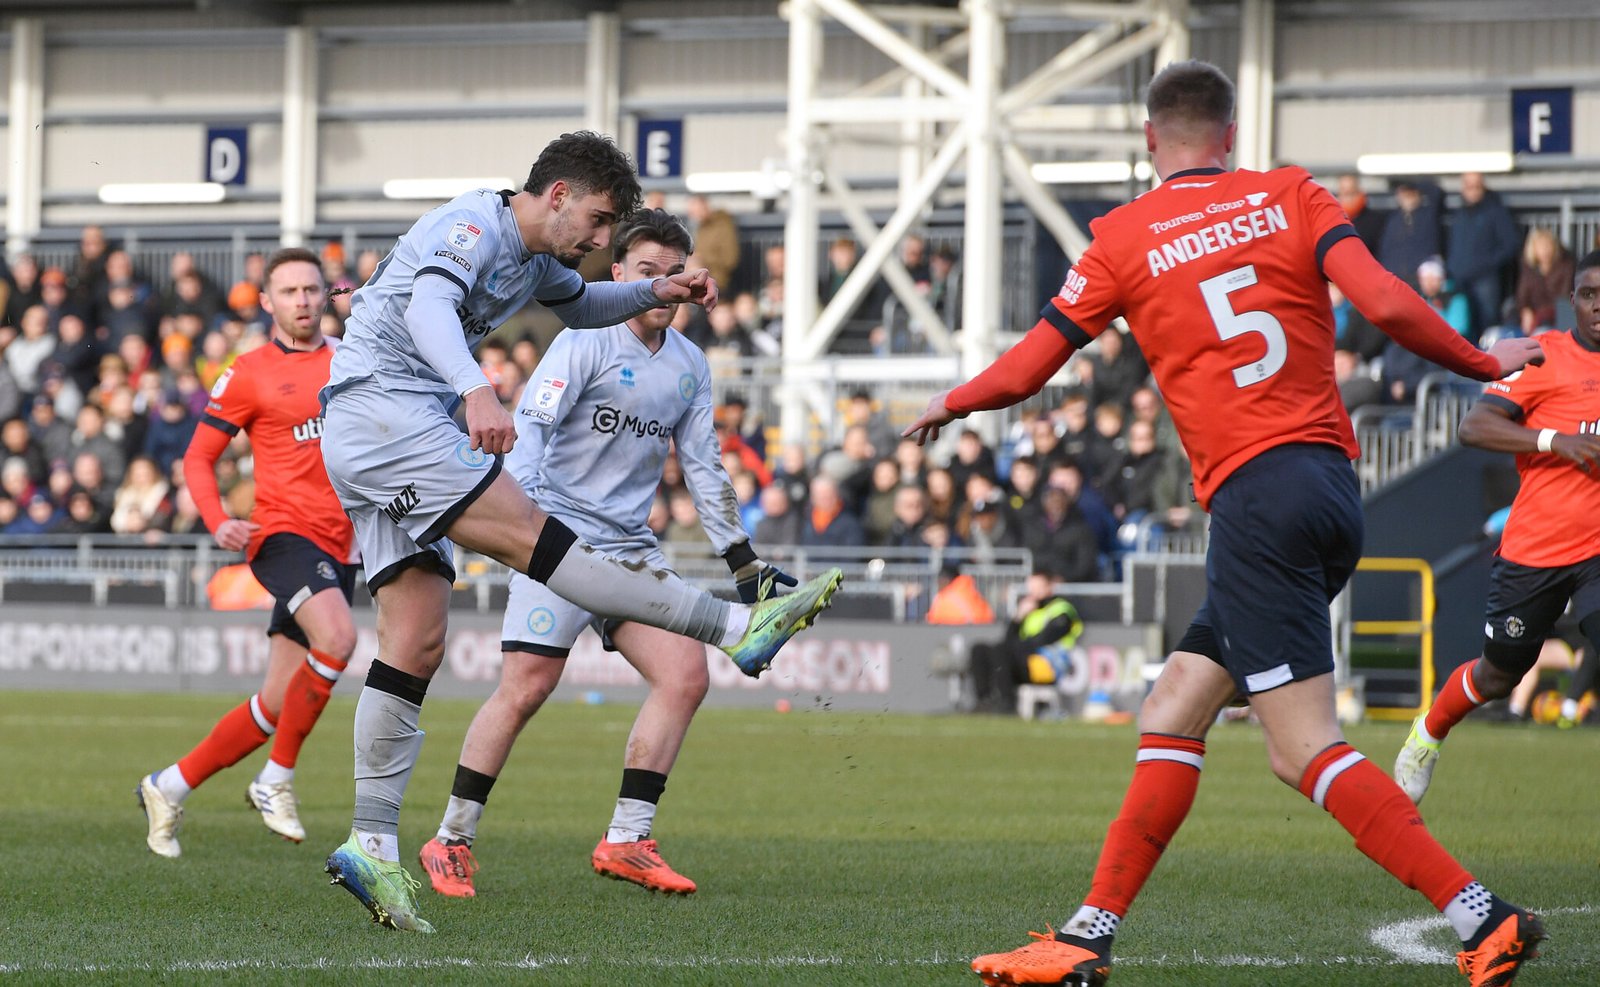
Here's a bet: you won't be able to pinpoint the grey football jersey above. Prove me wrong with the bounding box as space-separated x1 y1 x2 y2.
327 188 585 400
508 324 747 556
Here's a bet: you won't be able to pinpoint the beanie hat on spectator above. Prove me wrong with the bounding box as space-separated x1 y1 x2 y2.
40 268 67 288
162 334 193 361
228 281 260 313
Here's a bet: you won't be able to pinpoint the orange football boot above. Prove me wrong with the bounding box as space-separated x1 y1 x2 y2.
591 838 697 895
1456 906 1545 987
418 837 479 898
970 927 1111 986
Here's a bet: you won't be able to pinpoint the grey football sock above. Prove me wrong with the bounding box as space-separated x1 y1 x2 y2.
544 544 734 646
352 686 426 837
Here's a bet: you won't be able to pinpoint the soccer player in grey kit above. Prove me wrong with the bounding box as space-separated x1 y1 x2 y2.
417 208 791 900
319 133 841 933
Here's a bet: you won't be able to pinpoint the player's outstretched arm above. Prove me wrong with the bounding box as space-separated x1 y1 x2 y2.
1323 236 1529 381
1458 402 1600 469
902 305 1079 445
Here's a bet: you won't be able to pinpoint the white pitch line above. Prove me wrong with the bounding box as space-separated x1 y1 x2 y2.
1370 903 1595 964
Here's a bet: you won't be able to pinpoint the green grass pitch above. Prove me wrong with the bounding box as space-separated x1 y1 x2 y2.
1 690 1594 985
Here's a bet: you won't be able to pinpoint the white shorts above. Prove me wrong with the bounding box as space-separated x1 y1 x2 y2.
321 381 501 590
501 542 671 656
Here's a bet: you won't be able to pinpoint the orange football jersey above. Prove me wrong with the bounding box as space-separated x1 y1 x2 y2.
1482 330 1600 568
198 340 353 562
1048 166 1359 508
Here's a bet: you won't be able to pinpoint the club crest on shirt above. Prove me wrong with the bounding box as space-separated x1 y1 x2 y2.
678 373 697 401
448 221 483 251
210 367 234 398
535 377 566 410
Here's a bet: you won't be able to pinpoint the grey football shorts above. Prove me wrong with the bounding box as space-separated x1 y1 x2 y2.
321 380 502 590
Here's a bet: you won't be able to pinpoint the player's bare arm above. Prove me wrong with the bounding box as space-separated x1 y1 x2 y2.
1458 401 1600 470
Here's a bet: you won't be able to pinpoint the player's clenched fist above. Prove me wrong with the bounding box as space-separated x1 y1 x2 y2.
653 269 719 311
463 386 517 455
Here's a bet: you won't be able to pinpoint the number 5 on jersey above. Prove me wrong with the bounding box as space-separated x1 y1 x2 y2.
1201 265 1286 388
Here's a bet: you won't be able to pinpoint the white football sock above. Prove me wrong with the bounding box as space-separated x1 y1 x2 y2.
155 764 193 804
256 759 294 786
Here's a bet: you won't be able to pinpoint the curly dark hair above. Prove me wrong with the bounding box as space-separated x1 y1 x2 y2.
612 208 693 263
523 131 642 218
1145 59 1235 129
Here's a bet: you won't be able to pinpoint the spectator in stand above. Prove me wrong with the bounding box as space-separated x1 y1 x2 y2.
144 389 197 475
509 335 541 384
71 403 125 484
861 459 902 545
718 395 765 463
843 390 899 462
961 487 1023 565
1128 385 1181 457
96 249 157 334
1078 327 1149 413
820 236 882 332
52 485 107 533
1336 173 1386 252
1109 419 1191 527
7 306 57 396
660 488 710 549
69 225 112 312
1379 178 1444 289
1416 258 1471 337
899 232 932 288
882 483 931 550
104 386 148 466
109 454 173 534
753 482 803 547
101 280 156 346
3 254 41 327
227 281 269 333
1089 403 1130 496
50 314 100 397
731 291 779 356
228 251 265 302
38 267 83 331
355 249 381 288
166 269 223 326
1335 349 1384 413
925 466 959 528
684 194 740 292
698 303 755 371
772 443 810 509
800 473 865 555
117 334 154 387
946 427 998 495
816 423 877 514
1446 172 1521 340
1 416 46 483
1025 483 1100 584
29 395 73 467
733 470 763 534
1006 456 1041 514
68 448 111 515
1329 282 1385 360
157 334 195 390
1049 460 1119 565
193 331 233 393
1516 227 1576 333
927 244 960 329
0 454 34 502
894 435 928 489
1055 391 1105 473
165 480 208 537
715 405 770 487
5 490 60 535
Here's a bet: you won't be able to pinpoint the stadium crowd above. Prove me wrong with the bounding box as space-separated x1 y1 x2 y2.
0 187 1587 584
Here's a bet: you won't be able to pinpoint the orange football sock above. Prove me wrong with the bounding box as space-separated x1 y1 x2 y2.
268 648 348 770
1083 734 1206 916
1299 742 1473 909
176 693 277 789
1423 659 1483 740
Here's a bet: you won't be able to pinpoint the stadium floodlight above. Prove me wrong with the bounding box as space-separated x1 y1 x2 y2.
98 182 227 205
382 177 516 200
1030 160 1153 184
684 168 792 196
1355 152 1514 176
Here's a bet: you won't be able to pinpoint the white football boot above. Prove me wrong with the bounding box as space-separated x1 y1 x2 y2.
136 774 184 858
246 778 307 843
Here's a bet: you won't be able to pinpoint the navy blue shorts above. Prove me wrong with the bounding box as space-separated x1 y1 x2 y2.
1190 444 1364 695
1481 554 1600 674
249 533 357 647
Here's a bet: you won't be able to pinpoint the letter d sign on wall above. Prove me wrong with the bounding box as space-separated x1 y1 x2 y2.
205 127 249 185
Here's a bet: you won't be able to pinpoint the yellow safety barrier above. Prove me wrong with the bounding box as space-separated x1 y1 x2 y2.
1351 556 1435 721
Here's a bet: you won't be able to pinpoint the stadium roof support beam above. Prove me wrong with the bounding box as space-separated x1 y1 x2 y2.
6 18 44 255
584 11 622 139
1236 0 1275 171
782 0 1190 439
279 26 318 247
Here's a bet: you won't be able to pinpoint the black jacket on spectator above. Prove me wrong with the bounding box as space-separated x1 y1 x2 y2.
754 509 804 548
1023 502 1099 584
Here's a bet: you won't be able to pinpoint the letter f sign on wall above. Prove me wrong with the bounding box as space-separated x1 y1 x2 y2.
1512 88 1572 156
